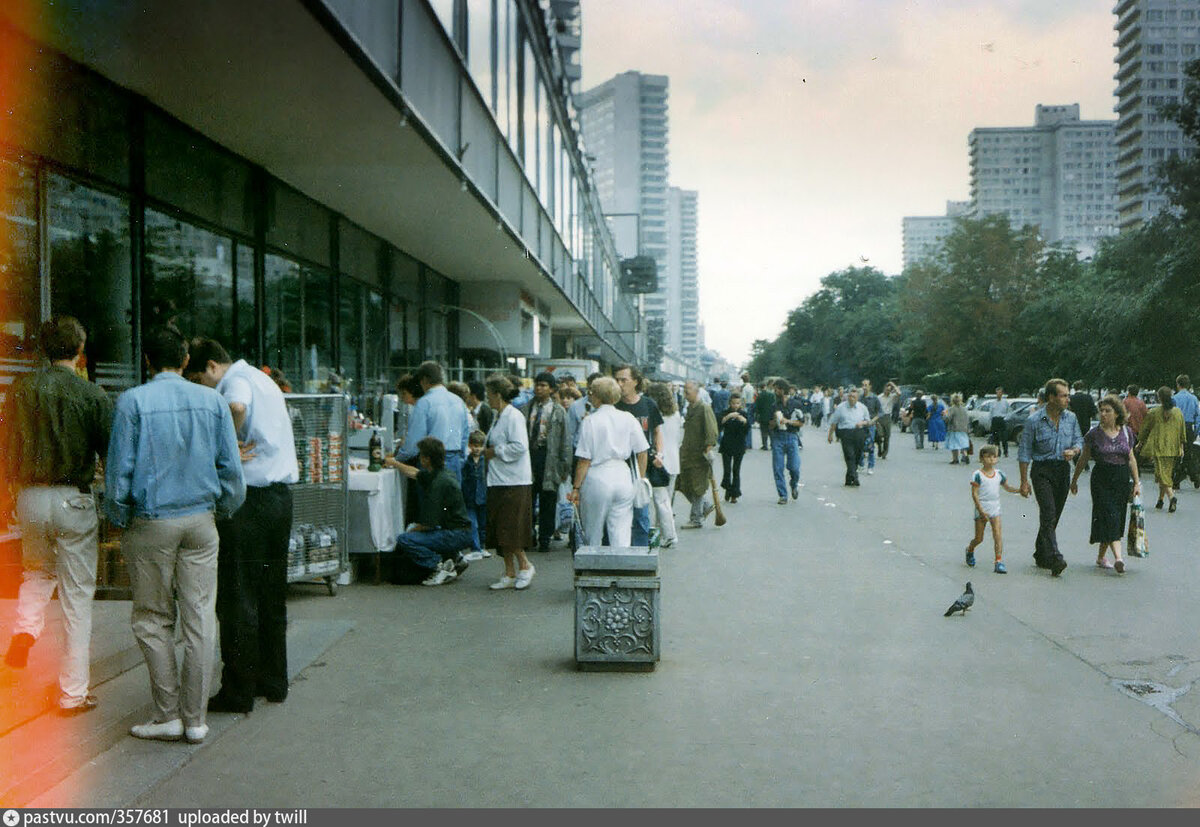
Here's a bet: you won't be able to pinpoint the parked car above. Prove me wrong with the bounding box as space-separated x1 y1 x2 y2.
970 397 1038 438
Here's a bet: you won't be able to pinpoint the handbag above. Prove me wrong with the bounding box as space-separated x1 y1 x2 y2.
967 437 974 456
1127 494 1149 558
628 456 653 509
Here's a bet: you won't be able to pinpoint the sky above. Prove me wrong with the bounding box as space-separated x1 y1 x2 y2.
579 0 1120 366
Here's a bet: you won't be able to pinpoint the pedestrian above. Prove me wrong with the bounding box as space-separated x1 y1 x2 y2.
718 393 750 503
460 430 490 561
106 327 245 743
926 394 947 450
1070 396 1140 573
964 445 1021 574
755 382 776 449
644 382 681 549
1124 384 1148 436
1018 378 1082 577
1136 386 1187 513
859 379 881 475
388 437 475 586
396 361 470 483
709 379 730 431
907 391 928 449
676 380 718 528
740 373 757 450
613 364 665 547
1 317 112 714
876 381 899 459
989 387 1012 457
185 337 300 715
465 381 494 434
808 386 825 429
482 374 536 590
568 377 649 548
566 371 603 453
1171 374 1200 489
525 371 571 553
770 379 804 503
945 393 971 464
1068 380 1099 433
826 387 872 486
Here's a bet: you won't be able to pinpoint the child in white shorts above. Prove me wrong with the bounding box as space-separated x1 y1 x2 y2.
966 444 1020 573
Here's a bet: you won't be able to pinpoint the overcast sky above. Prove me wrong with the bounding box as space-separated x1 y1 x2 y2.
579 0 1119 366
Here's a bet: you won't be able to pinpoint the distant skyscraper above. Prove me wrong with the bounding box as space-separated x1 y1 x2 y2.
901 201 970 269
1113 0 1200 231
668 187 700 361
579 71 670 351
968 104 1117 256
548 1 582 99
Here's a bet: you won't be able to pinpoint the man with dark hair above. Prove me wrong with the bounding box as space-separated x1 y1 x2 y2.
1 317 111 714
397 360 470 482
184 337 299 714
465 381 494 434
989 387 1012 458
1173 374 1200 488
770 380 805 502
389 437 474 586
614 364 665 546
1125 384 1148 435
1018 378 1082 577
527 371 571 553
755 382 776 450
106 327 244 743
567 371 605 451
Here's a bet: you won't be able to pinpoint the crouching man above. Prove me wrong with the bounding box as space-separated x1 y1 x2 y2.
388 437 474 585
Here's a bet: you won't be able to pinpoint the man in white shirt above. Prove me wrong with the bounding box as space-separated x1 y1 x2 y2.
186 338 299 714
826 388 873 486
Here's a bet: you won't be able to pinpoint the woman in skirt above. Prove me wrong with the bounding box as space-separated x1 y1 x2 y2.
483 374 536 590
1071 395 1141 573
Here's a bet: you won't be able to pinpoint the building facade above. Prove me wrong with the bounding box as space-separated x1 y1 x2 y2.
0 0 644 409
901 201 970 269
667 187 701 362
1113 0 1200 230
968 104 1118 256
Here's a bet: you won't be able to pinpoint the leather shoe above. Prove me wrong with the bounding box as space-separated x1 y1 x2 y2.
256 688 287 703
207 692 252 714
1050 557 1067 577
58 694 99 716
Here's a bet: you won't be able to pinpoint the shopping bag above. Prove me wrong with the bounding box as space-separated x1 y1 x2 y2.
569 500 586 552
1127 495 1148 558
556 498 574 534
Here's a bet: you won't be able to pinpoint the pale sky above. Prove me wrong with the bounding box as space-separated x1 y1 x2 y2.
580 0 1119 366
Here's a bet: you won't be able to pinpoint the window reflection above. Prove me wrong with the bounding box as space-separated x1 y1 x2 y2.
429 0 456 42
302 267 332 392
235 243 256 362
264 253 301 385
144 207 234 349
466 0 493 106
48 174 134 395
338 277 363 397
0 158 39 401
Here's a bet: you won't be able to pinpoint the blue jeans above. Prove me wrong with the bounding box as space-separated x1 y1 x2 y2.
630 505 651 547
395 527 473 569
444 451 465 485
466 505 486 550
772 431 801 497
859 425 876 470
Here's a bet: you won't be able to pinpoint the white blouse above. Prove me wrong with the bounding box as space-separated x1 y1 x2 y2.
486 403 533 486
575 405 649 466
659 411 682 476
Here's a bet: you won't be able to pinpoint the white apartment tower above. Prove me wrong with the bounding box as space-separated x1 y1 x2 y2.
1113 0 1200 230
668 187 701 361
901 201 970 269
968 104 1118 256
578 72 671 348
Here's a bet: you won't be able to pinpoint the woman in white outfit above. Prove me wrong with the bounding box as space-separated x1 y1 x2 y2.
645 382 681 548
568 377 649 548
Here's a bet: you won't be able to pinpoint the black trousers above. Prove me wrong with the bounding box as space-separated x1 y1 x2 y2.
990 416 1009 456
759 420 772 449
838 428 865 483
215 483 293 706
531 453 557 550
1031 460 1069 566
1174 424 1199 487
720 450 744 497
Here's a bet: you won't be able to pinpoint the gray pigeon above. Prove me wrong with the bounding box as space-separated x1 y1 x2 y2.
944 582 974 617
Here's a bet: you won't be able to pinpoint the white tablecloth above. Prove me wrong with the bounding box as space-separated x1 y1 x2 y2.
348 469 405 553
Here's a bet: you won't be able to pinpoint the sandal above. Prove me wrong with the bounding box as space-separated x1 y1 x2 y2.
1096 558 1113 569
1169 497 1178 513
1114 559 1125 574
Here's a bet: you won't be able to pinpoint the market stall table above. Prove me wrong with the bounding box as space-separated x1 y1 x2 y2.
347 467 406 583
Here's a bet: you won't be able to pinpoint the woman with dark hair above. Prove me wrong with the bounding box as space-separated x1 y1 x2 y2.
482 374 536 589
644 382 680 548
1071 395 1141 572
1136 386 1187 512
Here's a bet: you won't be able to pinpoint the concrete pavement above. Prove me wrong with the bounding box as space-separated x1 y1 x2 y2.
5 425 1200 806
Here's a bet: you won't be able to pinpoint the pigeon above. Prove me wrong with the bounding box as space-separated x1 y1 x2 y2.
944 582 974 617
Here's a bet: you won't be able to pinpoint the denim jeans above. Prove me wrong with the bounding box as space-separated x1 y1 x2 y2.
395 527 474 569
466 505 486 550
859 425 876 470
772 431 801 497
630 505 651 547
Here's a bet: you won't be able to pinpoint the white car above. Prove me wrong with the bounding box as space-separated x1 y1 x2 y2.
969 397 1038 437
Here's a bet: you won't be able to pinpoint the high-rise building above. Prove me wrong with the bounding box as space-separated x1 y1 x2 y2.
1113 0 1200 231
578 72 671 355
548 1 582 99
901 201 970 269
668 187 700 361
968 104 1118 256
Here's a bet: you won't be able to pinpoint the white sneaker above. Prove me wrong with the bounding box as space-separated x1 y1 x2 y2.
489 575 517 590
421 561 457 586
867 469 874 475
478 549 493 558
131 718 184 741
659 537 677 549
462 551 483 562
185 724 209 744
514 565 535 590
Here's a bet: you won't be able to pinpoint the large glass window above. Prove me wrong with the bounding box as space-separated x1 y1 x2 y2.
466 0 493 106
540 84 554 208
429 0 456 42
263 253 302 386
302 268 333 392
48 174 134 395
0 157 40 395
496 0 515 148
365 288 388 393
235 243 256 362
521 37 537 181
144 207 234 349
388 300 416 378
338 277 363 398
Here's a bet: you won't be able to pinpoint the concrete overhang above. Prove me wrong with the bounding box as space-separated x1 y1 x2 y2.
2 0 604 339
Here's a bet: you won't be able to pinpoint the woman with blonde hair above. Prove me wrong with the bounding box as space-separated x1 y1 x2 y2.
945 393 971 465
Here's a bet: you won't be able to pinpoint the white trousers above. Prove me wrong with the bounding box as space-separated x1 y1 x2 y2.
13 485 98 706
579 461 634 548
651 475 677 543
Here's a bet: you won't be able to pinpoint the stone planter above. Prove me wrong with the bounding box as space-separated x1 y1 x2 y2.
574 546 660 671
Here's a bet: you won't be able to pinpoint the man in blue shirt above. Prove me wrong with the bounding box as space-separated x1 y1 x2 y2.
1172 374 1200 488
1018 378 1082 577
771 380 805 502
396 361 470 483
106 327 245 744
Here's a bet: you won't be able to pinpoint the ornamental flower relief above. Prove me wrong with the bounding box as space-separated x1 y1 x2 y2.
579 586 655 656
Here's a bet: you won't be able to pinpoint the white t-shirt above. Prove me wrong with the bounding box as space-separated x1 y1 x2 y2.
971 468 1006 518
575 405 649 466
659 411 683 476
486 403 533 486
217 360 299 487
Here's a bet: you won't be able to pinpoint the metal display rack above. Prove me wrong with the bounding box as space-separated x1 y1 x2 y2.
284 393 349 595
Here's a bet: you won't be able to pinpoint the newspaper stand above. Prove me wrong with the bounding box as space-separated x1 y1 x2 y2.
284 393 349 595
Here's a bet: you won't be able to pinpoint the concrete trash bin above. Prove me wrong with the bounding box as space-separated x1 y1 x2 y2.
574 545 660 671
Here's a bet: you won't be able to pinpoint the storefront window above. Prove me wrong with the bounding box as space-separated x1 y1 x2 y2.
144 207 234 349
48 174 134 395
235 243 256 363
365 288 387 394
0 157 40 396
302 267 333 392
264 253 301 385
338 277 363 398
388 300 416 378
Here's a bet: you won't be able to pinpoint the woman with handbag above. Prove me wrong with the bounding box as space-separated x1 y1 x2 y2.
568 377 649 548
1070 395 1141 573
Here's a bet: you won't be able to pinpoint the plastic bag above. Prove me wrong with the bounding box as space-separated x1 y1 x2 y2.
1127 495 1148 558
